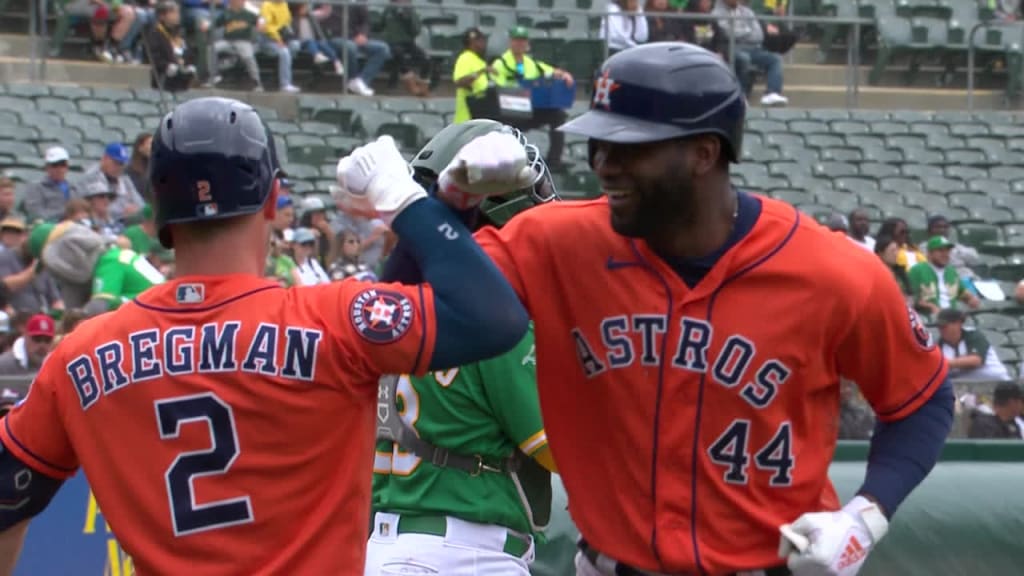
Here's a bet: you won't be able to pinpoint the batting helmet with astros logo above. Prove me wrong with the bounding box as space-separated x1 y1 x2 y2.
150 97 281 248
558 42 746 163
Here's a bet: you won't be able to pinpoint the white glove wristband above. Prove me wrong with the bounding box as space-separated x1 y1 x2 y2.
842 495 889 544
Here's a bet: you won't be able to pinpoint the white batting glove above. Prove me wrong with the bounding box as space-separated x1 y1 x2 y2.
437 131 536 210
335 135 427 227
778 496 889 576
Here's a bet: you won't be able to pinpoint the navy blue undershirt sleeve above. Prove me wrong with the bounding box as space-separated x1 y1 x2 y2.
0 441 65 530
858 376 955 517
388 197 528 370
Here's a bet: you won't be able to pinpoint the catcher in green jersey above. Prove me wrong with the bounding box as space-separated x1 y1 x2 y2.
366 120 559 576
27 221 165 317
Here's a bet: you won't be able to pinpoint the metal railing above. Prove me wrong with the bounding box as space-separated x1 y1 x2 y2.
966 19 1023 111
20 0 874 107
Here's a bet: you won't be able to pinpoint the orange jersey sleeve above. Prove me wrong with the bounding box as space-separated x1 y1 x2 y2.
298 279 437 381
835 257 948 422
0 354 79 480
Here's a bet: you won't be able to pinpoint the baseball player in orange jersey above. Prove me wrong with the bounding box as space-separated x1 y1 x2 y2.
0 97 533 575
383 43 955 576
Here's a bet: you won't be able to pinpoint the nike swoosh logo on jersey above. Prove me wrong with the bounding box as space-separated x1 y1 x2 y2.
606 256 635 270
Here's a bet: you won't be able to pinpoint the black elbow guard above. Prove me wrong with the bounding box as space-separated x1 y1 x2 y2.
0 442 64 531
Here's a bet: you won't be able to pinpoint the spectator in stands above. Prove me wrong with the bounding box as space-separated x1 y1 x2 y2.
265 234 299 287
214 0 265 91
81 187 122 241
118 0 156 63
874 234 912 298
329 229 376 282
0 179 15 223
145 1 198 92
290 2 345 75
60 308 87 339
125 133 152 204
490 27 573 169
0 223 62 316
909 236 981 317
647 0 689 42
273 193 296 240
22 147 77 224
381 0 432 96
967 382 1021 439
62 198 91 225
838 379 875 440
292 228 330 285
825 212 847 233
712 0 788 106
62 0 137 62
299 197 335 264
332 186 390 271
180 0 215 84
603 0 649 55
0 218 27 254
938 308 1010 384
75 143 144 222
847 208 875 251
918 214 980 280
678 0 724 53
119 204 157 256
317 0 392 96
259 0 302 93
452 27 494 124
877 216 925 270
0 314 55 380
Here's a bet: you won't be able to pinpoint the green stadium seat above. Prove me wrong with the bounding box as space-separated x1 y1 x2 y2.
376 98 426 113
965 205 1015 223
119 101 162 117
871 121 911 136
790 120 830 135
5 84 49 98
423 99 456 114
968 179 1012 196
102 115 144 132
795 203 836 223
850 110 892 123
768 189 817 205
88 87 134 101
282 163 319 181
846 135 885 149
834 177 879 196
0 125 39 142
831 121 871 135
948 191 991 211
881 176 925 195
354 110 400 139
925 134 965 151
299 121 339 137
764 133 805 149
747 119 787 134
901 147 945 164
562 39 605 84
946 165 989 181
991 124 1024 138
945 148 992 166
266 120 300 135
377 122 425 151
919 175 964 196
77 99 118 116
957 223 1002 248
820 147 864 162
951 123 991 137
744 147 781 163
813 161 858 178
312 108 356 134
0 141 39 158
981 329 1011 347
4 168 44 183
777 147 820 165
902 164 944 180
991 167 1024 182
860 162 902 179
286 134 327 148
94 127 127 145
48 85 91 100
287 145 336 166
764 108 808 122
973 313 1020 331
805 134 844 150
34 97 75 114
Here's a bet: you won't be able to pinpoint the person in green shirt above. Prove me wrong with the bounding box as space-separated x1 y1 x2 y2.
489 26 574 168
908 236 981 317
119 204 158 256
213 0 264 90
368 120 560 576
452 27 495 124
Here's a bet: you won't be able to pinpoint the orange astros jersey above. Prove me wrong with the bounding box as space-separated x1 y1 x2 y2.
475 195 947 575
0 274 436 575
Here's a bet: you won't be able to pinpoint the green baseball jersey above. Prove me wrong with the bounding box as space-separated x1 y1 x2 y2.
121 224 157 256
373 324 549 536
908 262 965 310
92 247 165 307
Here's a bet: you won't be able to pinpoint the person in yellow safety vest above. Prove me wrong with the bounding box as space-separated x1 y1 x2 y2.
489 26 574 169
452 27 495 125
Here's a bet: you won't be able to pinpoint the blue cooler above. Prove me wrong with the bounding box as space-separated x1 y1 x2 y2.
523 78 576 110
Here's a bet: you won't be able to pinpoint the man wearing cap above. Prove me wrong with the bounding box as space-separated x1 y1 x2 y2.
489 26 574 168
908 235 981 317
73 142 145 222
918 214 980 279
937 308 1010 383
453 27 496 124
273 193 296 240
967 382 1022 439
82 185 123 241
22 147 79 223
0 313 55 382
0 220 63 315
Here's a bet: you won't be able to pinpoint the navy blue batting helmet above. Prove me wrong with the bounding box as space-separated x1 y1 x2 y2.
150 97 280 248
558 42 745 162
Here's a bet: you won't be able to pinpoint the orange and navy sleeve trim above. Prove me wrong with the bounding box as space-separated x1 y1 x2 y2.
874 355 949 423
0 418 76 480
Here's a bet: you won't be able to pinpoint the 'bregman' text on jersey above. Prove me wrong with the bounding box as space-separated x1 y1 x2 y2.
572 315 791 409
69 322 323 410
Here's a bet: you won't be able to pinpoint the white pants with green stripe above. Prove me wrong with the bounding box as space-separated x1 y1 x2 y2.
365 512 533 575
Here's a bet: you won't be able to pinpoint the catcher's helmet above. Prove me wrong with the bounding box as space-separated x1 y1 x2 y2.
558 42 745 163
411 119 558 228
150 97 280 248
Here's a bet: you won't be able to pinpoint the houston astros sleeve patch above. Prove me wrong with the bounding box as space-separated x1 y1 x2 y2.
350 289 415 344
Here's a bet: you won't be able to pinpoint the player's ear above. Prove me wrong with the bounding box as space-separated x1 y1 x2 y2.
691 134 722 176
264 179 279 221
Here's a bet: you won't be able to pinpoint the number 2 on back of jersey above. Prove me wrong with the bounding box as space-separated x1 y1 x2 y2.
707 420 794 486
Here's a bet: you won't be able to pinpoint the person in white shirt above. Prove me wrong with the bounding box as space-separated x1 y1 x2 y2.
602 0 649 54
847 208 875 252
292 227 331 285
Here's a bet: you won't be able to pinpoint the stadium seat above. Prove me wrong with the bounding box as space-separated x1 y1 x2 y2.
77 99 118 116
312 108 356 134
944 148 992 166
400 111 447 138
989 166 1024 182
34 97 76 115
288 145 336 166
901 147 945 164
4 84 49 98
813 161 858 178
353 110 400 139
974 313 1020 332
376 98 426 114
820 147 864 162
119 101 162 117
768 189 817 205
298 121 339 137
286 134 327 148
377 122 426 151
805 134 845 150
860 162 902 179
946 165 989 182
267 120 300 135
967 179 1012 196
764 133 805 149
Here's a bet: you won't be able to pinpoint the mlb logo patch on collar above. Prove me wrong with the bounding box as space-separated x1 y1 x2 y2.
176 283 206 304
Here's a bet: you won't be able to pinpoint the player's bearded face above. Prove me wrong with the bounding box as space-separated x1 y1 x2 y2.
594 139 695 238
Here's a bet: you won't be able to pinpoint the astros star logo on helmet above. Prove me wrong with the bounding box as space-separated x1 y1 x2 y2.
593 69 620 110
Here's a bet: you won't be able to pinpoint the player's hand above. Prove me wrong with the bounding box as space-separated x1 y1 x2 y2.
778 496 888 576
335 135 427 227
437 131 535 210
